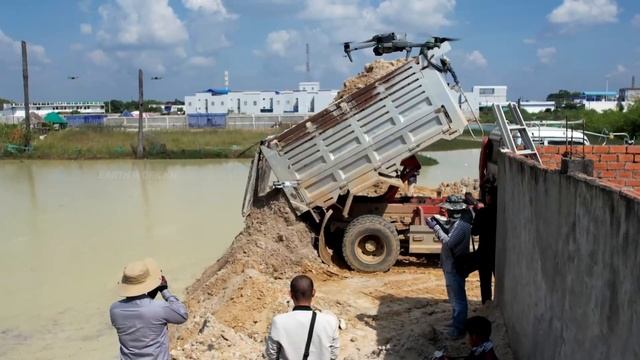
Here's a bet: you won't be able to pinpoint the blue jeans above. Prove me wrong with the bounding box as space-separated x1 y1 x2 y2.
444 271 468 335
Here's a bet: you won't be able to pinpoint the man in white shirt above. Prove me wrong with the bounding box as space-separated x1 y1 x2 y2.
265 275 339 360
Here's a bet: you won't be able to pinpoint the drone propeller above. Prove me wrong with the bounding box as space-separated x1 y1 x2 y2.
432 36 460 44
343 42 354 62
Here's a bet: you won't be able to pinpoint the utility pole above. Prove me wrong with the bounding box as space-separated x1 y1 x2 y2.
306 43 310 81
136 69 144 158
21 41 31 148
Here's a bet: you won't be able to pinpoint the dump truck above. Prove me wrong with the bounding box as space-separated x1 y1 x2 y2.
243 44 471 272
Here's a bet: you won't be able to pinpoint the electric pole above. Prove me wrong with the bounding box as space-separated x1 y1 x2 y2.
136 69 144 158
21 41 31 148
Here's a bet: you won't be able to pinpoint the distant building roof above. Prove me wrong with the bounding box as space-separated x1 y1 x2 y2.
582 91 617 96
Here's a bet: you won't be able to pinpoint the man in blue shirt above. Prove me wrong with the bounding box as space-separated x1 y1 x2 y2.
110 258 188 360
426 196 473 339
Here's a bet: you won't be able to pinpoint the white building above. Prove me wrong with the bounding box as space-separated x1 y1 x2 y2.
184 82 338 115
1 101 105 118
470 86 508 107
575 91 620 113
520 101 556 114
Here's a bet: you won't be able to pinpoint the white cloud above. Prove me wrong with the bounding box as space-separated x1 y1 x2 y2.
606 64 626 78
299 0 360 20
375 0 456 30
523 38 536 44
96 0 188 47
80 23 93 35
465 50 487 68
632 14 640 28
548 0 618 25
78 0 92 12
298 0 456 40
86 49 110 66
537 47 557 64
264 30 300 57
0 29 50 64
182 0 236 18
187 56 216 67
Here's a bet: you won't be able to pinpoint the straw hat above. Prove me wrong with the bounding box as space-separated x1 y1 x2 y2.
117 258 162 297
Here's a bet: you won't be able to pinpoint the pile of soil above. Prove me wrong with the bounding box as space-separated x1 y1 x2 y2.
336 59 409 100
437 177 480 198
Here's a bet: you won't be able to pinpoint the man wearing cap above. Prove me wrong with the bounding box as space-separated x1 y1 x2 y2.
426 196 473 339
110 258 188 360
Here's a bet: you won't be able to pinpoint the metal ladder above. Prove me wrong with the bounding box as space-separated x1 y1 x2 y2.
492 103 541 163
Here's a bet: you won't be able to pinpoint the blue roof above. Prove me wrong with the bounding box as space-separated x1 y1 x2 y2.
203 88 229 95
583 91 617 96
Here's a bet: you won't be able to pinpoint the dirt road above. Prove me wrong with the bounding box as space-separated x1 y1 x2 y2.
170 193 512 360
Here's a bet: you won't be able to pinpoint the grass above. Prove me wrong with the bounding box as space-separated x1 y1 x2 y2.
1 127 275 159
415 154 439 166
1 124 483 160
423 136 483 151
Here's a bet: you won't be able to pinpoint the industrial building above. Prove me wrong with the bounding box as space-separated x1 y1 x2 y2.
184 82 338 116
469 85 509 107
1 101 105 118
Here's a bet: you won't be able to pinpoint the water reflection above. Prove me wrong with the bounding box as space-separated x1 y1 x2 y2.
0 160 248 359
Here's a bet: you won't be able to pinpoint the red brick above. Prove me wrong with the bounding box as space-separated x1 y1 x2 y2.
597 170 616 178
627 146 640 154
586 154 600 161
607 162 625 170
635 154 640 162
538 146 558 154
608 145 627 154
592 146 610 154
594 162 607 170
626 179 640 187
581 146 593 154
634 171 640 178
617 171 633 179
601 154 618 162
625 163 640 170
610 179 627 186
618 154 634 162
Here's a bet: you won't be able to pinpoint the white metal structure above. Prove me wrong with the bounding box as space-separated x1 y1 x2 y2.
520 101 556 113
492 103 541 163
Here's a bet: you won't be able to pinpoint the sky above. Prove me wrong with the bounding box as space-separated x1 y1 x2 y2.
0 0 639 102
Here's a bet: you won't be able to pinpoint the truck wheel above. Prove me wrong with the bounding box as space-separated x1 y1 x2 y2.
342 215 399 272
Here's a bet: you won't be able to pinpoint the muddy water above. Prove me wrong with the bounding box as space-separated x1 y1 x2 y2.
0 160 248 360
419 149 481 186
0 150 479 359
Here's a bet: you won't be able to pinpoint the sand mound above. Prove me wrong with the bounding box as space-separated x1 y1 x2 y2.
171 191 321 359
336 59 409 100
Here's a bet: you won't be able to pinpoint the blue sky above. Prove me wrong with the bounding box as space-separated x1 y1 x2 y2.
0 0 638 102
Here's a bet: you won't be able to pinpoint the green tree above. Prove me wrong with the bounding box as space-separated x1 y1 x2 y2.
546 90 582 108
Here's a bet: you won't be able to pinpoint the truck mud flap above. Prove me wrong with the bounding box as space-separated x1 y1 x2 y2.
318 209 335 266
241 150 260 217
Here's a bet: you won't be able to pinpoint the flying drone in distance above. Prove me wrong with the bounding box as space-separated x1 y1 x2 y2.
343 32 459 62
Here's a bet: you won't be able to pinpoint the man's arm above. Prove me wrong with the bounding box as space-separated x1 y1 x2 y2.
329 319 340 360
160 289 188 324
264 320 281 360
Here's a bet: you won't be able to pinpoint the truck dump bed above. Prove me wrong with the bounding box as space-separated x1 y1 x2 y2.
243 56 468 217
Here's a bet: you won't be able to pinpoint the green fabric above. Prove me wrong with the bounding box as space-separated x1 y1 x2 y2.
44 112 67 124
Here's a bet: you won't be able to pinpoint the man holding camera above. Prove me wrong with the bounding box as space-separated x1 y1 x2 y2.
110 258 188 360
426 196 473 339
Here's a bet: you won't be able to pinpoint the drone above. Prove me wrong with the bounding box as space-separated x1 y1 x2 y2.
343 32 459 62
67 76 79 80
150 76 163 80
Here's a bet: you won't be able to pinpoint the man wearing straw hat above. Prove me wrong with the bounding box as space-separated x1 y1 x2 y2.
110 258 188 359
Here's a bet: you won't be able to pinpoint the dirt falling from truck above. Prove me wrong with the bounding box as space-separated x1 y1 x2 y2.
336 59 410 100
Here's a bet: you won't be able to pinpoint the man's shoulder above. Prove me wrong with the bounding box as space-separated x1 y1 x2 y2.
272 310 338 324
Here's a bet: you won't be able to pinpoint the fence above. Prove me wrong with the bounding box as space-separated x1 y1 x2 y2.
66 114 106 127
187 114 226 128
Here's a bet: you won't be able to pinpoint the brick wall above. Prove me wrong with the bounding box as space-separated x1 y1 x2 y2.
537 145 640 194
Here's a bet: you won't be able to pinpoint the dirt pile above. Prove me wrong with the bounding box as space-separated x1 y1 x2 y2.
172 189 513 360
171 192 321 359
336 59 409 100
437 177 480 198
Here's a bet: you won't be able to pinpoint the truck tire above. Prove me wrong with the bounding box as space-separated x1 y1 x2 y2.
342 215 399 272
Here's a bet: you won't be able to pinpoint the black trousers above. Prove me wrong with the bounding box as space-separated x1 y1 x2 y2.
478 254 495 304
